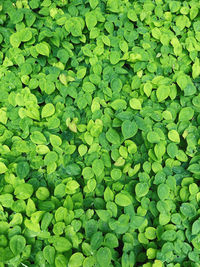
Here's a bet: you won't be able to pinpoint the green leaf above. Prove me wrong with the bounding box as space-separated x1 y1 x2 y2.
96 247 112 267
110 51 120 65
9 235 26 255
66 164 81 176
57 49 69 64
110 99 127 110
161 230 176 241
36 145 50 155
0 109 7 124
192 219 200 235
127 9 137 22
179 107 194 121
42 103 55 118
168 130 180 143
144 82 152 97
156 85 170 102
50 134 62 147
91 231 103 250
135 183 149 197
188 164 200 174
157 184 170 200
92 159 104 176
16 162 30 179
36 187 50 200
43 246 55 265
55 255 68 267
14 183 34 200
176 150 188 162
54 184 66 198
184 83 196 96
0 162 7 174
85 12 97 30
89 0 99 9
66 180 80 193
111 168 122 181
177 74 188 90
147 131 160 143
106 128 121 145
145 227 156 240
180 203 196 218
53 237 72 252
20 28 32 42
68 253 85 267
44 151 58 165
104 187 114 202
169 1 181 12
10 32 21 48
121 120 138 140
0 194 14 208
129 98 142 110
190 6 199 20
167 143 178 158
96 210 111 222
36 42 50 57
30 131 47 145
194 21 200 32
78 144 88 157
82 82 95 93
115 193 132 207
104 233 119 248
192 58 200 79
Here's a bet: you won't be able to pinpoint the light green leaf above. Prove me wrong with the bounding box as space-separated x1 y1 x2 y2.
53 237 72 252
68 253 85 267
31 131 47 145
92 159 104 176
135 183 149 197
89 0 99 9
20 28 32 42
147 131 160 144
0 162 7 174
85 12 97 30
180 203 196 218
42 103 55 118
14 184 34 200
9 235 26 255
78 144 88 157
110 51 120 65
122 120 138 140
157 184 170 200
115 193 132 207
111 99 127 110
144 82 152 97
192 219 200 235
97 247 112 267
179 107 194 121
192 58 200 79
106 128 121 145
36 42 50 57
156 85 170 102
111 168 122 181
127 9 137 22
168 130 180 143
10 32 21 48
43 246 55 265
129 98 141 110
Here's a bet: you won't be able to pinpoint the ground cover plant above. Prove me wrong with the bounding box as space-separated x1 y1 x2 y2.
0 0 200 266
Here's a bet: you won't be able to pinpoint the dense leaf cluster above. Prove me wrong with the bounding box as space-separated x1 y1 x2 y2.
0 0 200 266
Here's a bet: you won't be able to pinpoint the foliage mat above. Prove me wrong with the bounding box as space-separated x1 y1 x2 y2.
0 0 200 266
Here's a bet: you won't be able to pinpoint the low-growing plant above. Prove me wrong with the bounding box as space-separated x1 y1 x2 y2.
0 0 200 266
